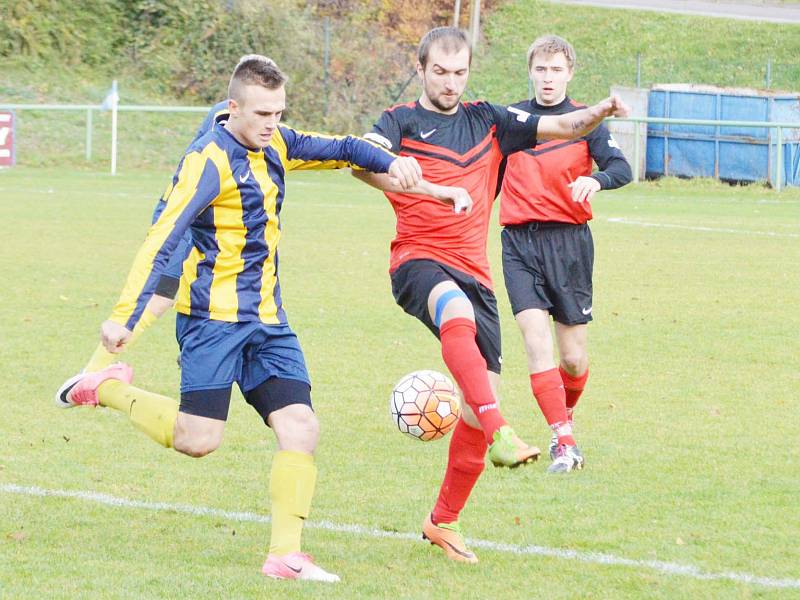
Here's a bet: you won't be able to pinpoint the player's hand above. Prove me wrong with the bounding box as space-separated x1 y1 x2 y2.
594 95 631 118
101 320 133 353
388 156 423 191
445 186 473 214
568 176 601 203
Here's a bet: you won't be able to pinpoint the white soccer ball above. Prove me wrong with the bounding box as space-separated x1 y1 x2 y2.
389 370 461 441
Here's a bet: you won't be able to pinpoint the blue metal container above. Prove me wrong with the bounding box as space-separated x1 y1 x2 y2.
646 85 800 186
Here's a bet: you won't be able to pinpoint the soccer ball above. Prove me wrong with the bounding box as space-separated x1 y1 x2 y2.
390 370 461 441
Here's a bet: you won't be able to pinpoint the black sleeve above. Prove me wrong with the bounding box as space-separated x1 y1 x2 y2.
363 109 402 152
586 123 632 190
489 103 540 156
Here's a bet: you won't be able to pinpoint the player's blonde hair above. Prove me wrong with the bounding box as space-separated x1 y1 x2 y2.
527 35 576 71
228 54 288 101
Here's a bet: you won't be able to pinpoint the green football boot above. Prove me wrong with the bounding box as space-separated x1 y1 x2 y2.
487 425 540 468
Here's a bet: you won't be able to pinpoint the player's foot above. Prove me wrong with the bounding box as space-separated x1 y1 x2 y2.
548 432 559 461
261 552 340 582
421 514 478 563
487 425 540 468
55 362 133 408
547 444 585 474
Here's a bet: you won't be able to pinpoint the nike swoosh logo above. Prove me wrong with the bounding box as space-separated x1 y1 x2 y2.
444 540 475 559
239 171 251 183
420 129 436 139
581 306 593 315
283 562 302 574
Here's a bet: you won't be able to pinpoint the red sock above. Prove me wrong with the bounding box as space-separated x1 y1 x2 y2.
560 366 589 419
431 419 487 525
440 318 506 444
530 368 575 446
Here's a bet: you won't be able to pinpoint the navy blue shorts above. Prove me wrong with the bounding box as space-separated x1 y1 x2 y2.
175 314 312 421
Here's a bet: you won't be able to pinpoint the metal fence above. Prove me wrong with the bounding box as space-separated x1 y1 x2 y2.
614 117 800 192
1 102 799 191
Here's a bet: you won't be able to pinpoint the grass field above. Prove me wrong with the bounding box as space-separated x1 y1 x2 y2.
1 167 799 598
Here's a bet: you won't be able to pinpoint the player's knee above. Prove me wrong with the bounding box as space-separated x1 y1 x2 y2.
273 407 319 452
429 287 472 327
291 409 320 446
173 428 222 458
560 352 588 375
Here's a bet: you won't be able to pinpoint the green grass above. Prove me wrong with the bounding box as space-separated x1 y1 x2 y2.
1 167 799 597
472 0 800 104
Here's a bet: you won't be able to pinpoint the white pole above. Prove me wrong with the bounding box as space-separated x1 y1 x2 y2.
469 0 481 49
110 80 118 176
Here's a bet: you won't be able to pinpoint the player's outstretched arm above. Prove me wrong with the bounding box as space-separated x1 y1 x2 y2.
537 95 630 141
352 170 473 214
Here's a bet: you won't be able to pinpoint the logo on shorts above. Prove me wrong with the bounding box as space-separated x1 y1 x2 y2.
581 306 593 315
239 170 251 183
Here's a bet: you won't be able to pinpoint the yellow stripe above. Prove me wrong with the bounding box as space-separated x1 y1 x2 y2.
110 148 217 326
206 148 244 321
160 178 174 200
251 152 282 324
175 247 203 314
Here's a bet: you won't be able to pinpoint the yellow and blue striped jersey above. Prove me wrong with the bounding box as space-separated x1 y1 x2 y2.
110 124 396 329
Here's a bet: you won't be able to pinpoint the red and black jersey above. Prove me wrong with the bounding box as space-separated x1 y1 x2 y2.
366 100 540 290
499 97 632 226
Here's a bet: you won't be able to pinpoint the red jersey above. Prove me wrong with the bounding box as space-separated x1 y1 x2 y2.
500 97 631 226
366 100 540 290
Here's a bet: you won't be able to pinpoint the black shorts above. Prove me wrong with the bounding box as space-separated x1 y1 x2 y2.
390 259 502 373
180 377 312 424
501 222 594 325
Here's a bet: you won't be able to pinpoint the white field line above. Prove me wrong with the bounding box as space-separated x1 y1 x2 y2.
607 217 800 238
0 187 136 198
2 483 799 590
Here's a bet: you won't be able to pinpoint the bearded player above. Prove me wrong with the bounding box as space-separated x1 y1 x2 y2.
356 27 630 562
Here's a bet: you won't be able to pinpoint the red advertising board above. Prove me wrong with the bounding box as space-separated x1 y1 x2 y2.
0 111 15 167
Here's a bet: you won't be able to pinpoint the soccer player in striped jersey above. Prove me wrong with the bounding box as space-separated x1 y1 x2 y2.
500 35 632 474
82 99 231 373
55 55 436 582
356 27 629 563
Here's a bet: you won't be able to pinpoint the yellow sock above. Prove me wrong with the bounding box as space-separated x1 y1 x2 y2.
269 450 317 555
97 380 178 448
84 308 159 373
84 343 117 373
